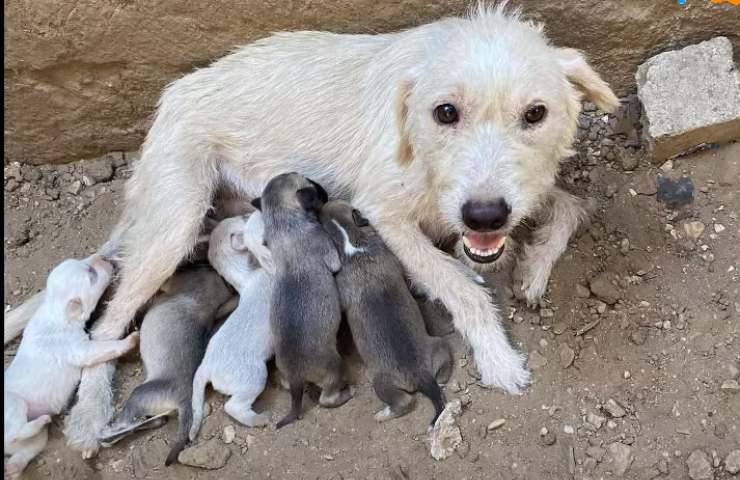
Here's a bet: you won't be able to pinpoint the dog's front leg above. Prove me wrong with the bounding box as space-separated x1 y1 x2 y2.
375 220 530 393
515 187 589 306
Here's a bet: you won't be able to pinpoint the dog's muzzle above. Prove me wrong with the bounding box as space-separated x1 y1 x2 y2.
462 231 506 263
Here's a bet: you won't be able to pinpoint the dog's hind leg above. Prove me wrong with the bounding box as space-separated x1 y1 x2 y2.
430 338 453 384
4 428 48 480
317 354 352 408
372 373 415 422
66 134 219 457
514 187 589 306
223 365 270 427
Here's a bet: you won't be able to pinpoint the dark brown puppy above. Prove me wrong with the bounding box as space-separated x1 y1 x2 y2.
254 173 351 428
320 200 452 427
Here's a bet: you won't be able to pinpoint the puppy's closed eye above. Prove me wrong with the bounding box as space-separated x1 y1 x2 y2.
87 266 98 283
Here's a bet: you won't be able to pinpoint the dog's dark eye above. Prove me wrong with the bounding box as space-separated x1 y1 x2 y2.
433 104 459 125
524 104 547 125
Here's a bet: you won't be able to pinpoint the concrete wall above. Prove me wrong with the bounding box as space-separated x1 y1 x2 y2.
4 0 739 164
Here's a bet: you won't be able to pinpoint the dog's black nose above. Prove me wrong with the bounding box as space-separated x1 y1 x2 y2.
462 199 511 231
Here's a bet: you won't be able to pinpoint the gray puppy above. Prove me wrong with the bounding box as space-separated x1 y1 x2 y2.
100 265 233 465
253 172 351 428
320 200 452 427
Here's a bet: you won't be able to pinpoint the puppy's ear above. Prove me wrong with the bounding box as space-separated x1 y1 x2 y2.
352 209 370 227
307 179 329 204
296 187 320 211
230 232 248 251
65 297 84 322
395 79 415 166
557 48 619 113
250 197 262 211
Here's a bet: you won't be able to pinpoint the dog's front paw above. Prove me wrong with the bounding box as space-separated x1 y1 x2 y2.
466 322 531 394
514 250 552 307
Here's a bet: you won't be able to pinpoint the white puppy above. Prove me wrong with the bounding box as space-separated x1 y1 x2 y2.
3 256 138 479
190 212 275 440
36 5 617 453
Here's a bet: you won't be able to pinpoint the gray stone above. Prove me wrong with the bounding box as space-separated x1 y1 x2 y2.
527 350 548 370
131 439 169 478
657 175 694 207
586 412 606 430
720 379 740 392
82 157 114 184
607 442 634 477
178 439 231 470
725 450 740 475
603 398 627 418
429 400 463 460
575 284 591 299
586 446 606 462
686 450 713 480
637 37 740 162
589 274 621 305
557 343 575 369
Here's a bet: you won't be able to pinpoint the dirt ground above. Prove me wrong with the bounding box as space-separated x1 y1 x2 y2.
4 102 740 479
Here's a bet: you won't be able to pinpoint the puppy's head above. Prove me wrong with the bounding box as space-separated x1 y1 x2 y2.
321 199 372 251
395 4 617 268
46 255 114 324
208 212 276 286
256 172 329 215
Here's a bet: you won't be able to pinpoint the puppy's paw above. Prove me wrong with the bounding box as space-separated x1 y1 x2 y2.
81 448 99 460
243 411 270 428
514 252 551 307
124 332 140 350
373 406 394 422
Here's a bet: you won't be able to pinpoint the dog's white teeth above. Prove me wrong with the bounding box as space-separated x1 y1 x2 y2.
463 236 472 248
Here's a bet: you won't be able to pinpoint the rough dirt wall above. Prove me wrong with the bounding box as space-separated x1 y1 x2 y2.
4 0 740 165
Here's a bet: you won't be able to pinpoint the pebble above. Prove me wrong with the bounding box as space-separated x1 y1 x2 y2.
623 370 631 379
558 343 575 369
589 274 621 305
607 420 618 430
538 428 557 446
620 238 630 254
527 350 548 370
618 148 639 171
178 439 231 469
222 425 236 444
563 425 575 435
552 322 568 335
720 379 740 392
629 329 647 345
575 284 591 298
725 450 740 474
67 180 83 195
604 399 627 418
727 364 740 379
82 157 114 185
131 439 169 478
586 446 606 462
684 221 706 241
686 450 713 480
586 413 606 430
657 175 694 207
607 442 634 477
713 223 725 233
487 419 506 431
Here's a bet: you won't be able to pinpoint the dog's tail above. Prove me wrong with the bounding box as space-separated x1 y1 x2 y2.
189 365 209 441
417 373 446 427
276 381 304 429
165 397 192 466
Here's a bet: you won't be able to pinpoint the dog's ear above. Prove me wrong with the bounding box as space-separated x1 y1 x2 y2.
65 297 84 322
557 48 619 113
296 187 321 211
352 209 370 227
307 179 329 204
394 79 415 166
230 232 248 251
250 197 262 211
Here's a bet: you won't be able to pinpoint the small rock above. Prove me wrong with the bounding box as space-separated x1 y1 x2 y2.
713 223 725 234
684 221 706 241
539 308 554 319
634 173 657 196
131 439 169 478
552 322 568 335
538 429 557 446
606 420 618 430
720 379 740 392
607 442 634 477
527 350 548 370
82 157 114 185
575 284 591 298
178 439 231 470
589 274 622 305
586 446 606 462
487 419 506 431
725 450 740 474
630 329 647 345
727 364 740 379
604 399 627 418
686 450 713 480
657 175 694 207
67 180 83 195
618 148 639 171
586 413 606 430
222 425 236 444
429 401 463 461
558 343 575 369
620 238 630 254
563 425 575 435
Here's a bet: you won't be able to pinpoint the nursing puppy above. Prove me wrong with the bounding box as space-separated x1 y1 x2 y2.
4 256 137 479
320 200 452 426
255 172 351 428
190 212 275 440
40 6 619 453
102 266 232 465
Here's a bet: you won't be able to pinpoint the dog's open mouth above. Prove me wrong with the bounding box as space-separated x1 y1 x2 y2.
462 231 506 263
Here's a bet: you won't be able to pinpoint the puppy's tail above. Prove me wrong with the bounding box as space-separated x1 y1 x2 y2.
276 381 304 429
189 366 209 441
4 291 45 345
417 373 446 427
165 397 193 466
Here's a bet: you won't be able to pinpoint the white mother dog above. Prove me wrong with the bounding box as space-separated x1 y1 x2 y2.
10 5 617 454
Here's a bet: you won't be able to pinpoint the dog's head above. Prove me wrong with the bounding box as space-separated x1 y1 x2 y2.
395 5 617 267
46 255 114 324
208 212 276 286
254 172 329 216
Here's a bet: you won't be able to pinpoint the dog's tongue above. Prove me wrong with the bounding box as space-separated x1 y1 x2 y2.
464 231 505 250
